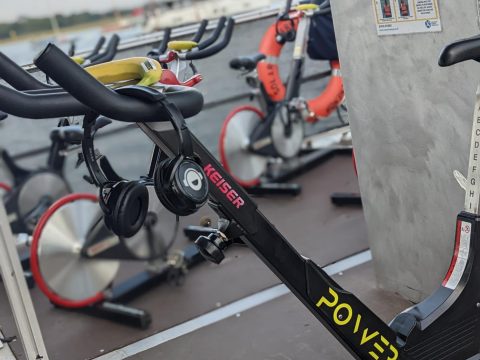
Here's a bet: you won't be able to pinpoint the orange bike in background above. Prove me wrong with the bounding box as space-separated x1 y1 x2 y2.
219 0 345 187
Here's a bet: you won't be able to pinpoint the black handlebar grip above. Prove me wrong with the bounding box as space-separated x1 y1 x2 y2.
197 16 227 50
0 52 54 90
35 44 166 122
147 28 171 58
85 36 106 60
88 34 120 65
159 28 172 55
185 18 235 61
192 20 209 43
0 84 87 118
34 44 203 121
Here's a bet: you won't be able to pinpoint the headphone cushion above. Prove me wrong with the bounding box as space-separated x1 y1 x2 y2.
111 181 149 238
155 158 184 214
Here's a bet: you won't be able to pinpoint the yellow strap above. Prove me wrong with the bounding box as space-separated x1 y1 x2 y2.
295 3 319 11
72 56 85 65
86 57 163 87
168 41 198 52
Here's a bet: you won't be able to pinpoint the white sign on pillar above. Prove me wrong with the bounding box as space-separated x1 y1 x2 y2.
372 0 442 36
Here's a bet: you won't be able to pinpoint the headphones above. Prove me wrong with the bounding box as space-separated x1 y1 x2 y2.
82 113 150 239
99 179 149 238
154 103 209 216
82 97 208 239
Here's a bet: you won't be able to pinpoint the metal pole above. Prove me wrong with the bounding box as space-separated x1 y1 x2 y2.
0 202 49 360
44 0 61 37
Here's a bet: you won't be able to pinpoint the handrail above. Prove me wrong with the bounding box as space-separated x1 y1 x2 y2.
22 4 284 71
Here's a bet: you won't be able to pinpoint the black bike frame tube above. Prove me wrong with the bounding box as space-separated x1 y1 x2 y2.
283 0 293 16
138 123 401 360
46 140 67 173
285 15 309 101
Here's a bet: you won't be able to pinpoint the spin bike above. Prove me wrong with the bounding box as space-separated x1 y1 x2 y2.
150 16 235 87
0 33 122 237
221 0 346 194
0 20 234 327
27 34 480 359
70 34 120 66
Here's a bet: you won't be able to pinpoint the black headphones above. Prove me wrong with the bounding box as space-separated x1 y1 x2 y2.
99 179 149 238
82 113 150 238
154 103 209 216
82 94 208 238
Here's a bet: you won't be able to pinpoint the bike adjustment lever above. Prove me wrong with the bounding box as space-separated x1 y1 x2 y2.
195 231 229 264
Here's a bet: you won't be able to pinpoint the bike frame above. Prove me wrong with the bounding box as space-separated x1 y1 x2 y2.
284 9 311 102
248 7 338 157
134 96 480 359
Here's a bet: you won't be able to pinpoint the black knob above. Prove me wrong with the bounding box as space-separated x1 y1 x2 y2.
195 233 225 264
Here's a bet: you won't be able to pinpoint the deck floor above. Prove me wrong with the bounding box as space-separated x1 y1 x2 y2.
0 154 410 360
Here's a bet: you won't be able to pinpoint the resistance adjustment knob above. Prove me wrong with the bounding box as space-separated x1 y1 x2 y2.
194 232 228 264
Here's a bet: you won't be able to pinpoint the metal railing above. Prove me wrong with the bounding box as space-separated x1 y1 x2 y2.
23 5 282 71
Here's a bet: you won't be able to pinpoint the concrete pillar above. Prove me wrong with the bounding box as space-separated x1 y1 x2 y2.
330 0 480 301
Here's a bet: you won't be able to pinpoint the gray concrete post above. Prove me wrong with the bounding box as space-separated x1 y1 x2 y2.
331 0 480 301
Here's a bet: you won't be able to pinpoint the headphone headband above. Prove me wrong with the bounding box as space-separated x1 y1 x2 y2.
164 102 194 158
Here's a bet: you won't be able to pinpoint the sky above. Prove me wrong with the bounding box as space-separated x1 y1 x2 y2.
0 0 148 22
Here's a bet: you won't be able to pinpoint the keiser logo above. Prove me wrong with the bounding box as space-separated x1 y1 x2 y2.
204 164 245 209
316 288 398 360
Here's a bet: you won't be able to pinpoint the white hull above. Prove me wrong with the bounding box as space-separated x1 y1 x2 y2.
145 0 277 32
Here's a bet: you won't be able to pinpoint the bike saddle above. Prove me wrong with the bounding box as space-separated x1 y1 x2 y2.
230 53 266 71
439 34 480 67
116 85 166 103
116 85 204 120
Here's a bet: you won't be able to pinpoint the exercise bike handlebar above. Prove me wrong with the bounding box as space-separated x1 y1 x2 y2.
87 34 120 66
84 36 107 61
0 52 55 90
184 18 235 61
197 16 227 50
148 28 172 58
0 83 88 118
191 19 209 43
34 44 203 122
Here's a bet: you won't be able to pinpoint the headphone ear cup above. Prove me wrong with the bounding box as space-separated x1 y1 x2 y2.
172 159 208 215
154 157 208 216
100 182 122 233
154 158 181 214
110 182 149 238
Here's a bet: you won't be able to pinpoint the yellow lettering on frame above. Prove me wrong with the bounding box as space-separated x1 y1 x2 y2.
387 345 399 360
374 342 384 353
360 329 379 345
354 314 362 334
333 303 353 326
316 287 339 308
